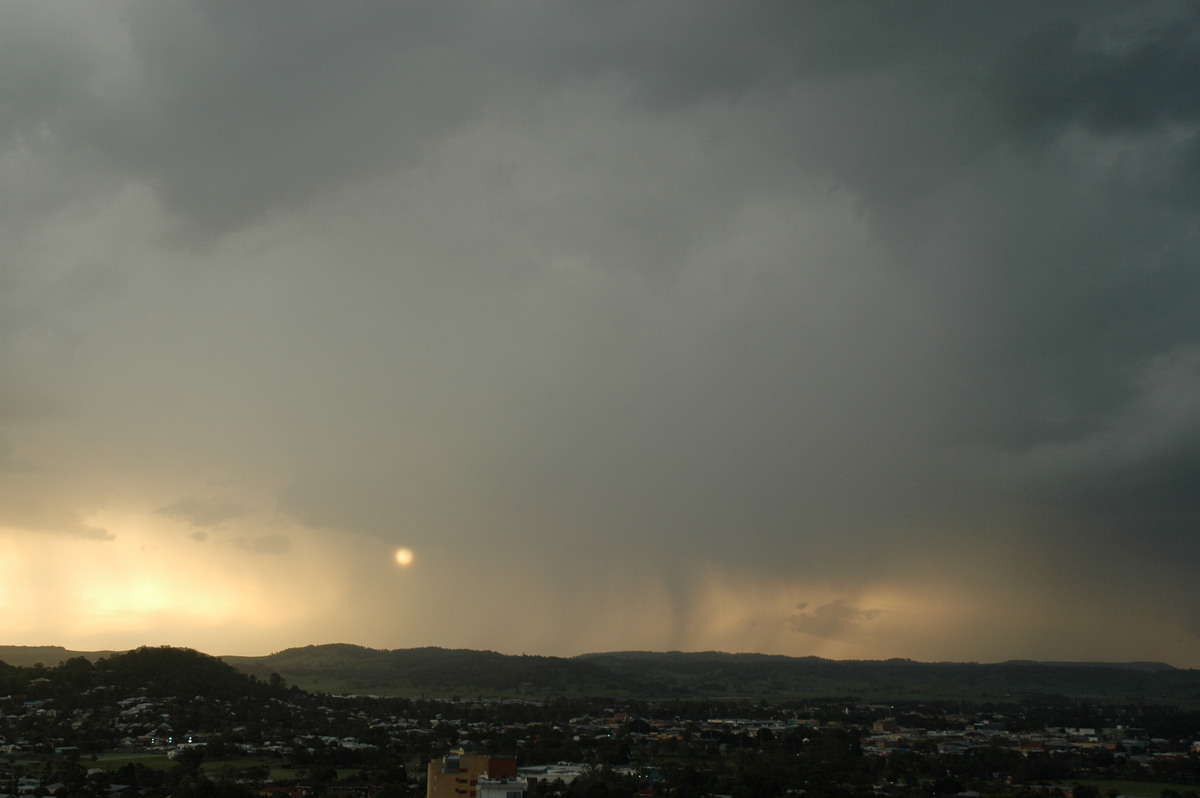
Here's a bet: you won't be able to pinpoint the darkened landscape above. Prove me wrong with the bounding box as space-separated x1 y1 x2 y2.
4 646 1200 798
7 645 1196 703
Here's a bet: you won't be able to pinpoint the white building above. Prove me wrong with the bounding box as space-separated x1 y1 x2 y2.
476 777 528 798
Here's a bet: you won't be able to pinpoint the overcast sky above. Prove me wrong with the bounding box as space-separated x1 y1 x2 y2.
3 1 1200 666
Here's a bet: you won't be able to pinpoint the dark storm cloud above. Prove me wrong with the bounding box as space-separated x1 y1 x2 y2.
0 5 96 144
951 8 1200 563
4 1 1200 660
973 6 1200 449
991 8 1200 137
52 2 502 240
225 1 1200 560
0 2 1075 239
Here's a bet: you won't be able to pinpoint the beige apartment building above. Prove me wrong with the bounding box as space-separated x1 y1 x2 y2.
426 752 518 798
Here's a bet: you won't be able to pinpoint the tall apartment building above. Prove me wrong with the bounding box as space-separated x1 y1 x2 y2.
426 752 518 798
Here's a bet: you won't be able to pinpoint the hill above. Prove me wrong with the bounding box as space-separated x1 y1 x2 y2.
222 643 638 695
220 644 1200 703
100 645 276 698
0 645 122 667
574 650 1193 702
5 643 1197 702
0 646 284 700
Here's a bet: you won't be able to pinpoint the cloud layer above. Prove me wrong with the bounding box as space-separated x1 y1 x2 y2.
1 1 1199 664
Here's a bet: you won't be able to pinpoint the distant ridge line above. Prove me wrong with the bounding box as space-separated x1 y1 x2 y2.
1 644 1190 702
0 643 1180 671
1000 659 1176 672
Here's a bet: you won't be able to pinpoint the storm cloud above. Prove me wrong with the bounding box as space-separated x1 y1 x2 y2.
1 1 1199 664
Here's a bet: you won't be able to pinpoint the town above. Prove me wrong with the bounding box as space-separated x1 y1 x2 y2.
2 649 1200 798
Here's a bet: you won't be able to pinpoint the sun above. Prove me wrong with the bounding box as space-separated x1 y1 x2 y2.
394 547 414 567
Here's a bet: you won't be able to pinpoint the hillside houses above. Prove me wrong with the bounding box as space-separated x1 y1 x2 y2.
3 650 1200 798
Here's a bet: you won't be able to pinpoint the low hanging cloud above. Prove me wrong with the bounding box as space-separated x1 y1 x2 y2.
0 444 37 473
788 600 883 639
75 524 116 542
230 536 292 556
156 497 254 528
0 484 115 541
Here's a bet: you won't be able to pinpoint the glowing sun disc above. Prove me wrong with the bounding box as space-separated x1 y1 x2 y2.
394 547 414 567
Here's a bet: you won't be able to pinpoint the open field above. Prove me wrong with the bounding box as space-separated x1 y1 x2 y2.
1056 780 1200 798
90 752 175 770
85 753 355 782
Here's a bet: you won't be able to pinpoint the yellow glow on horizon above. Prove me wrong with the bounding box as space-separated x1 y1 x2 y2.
61 518 268 638
0 534 36 635
0 509 359 653
13 509 1200 666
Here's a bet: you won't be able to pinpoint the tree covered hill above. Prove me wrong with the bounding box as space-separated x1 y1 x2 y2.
0 645 120 668
222 645 1200 703
573 650 1198 702
0 646 289 702
223 644 640 695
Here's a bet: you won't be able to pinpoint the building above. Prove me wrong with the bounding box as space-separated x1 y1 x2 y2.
476 778 528 798
427 753 517 798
